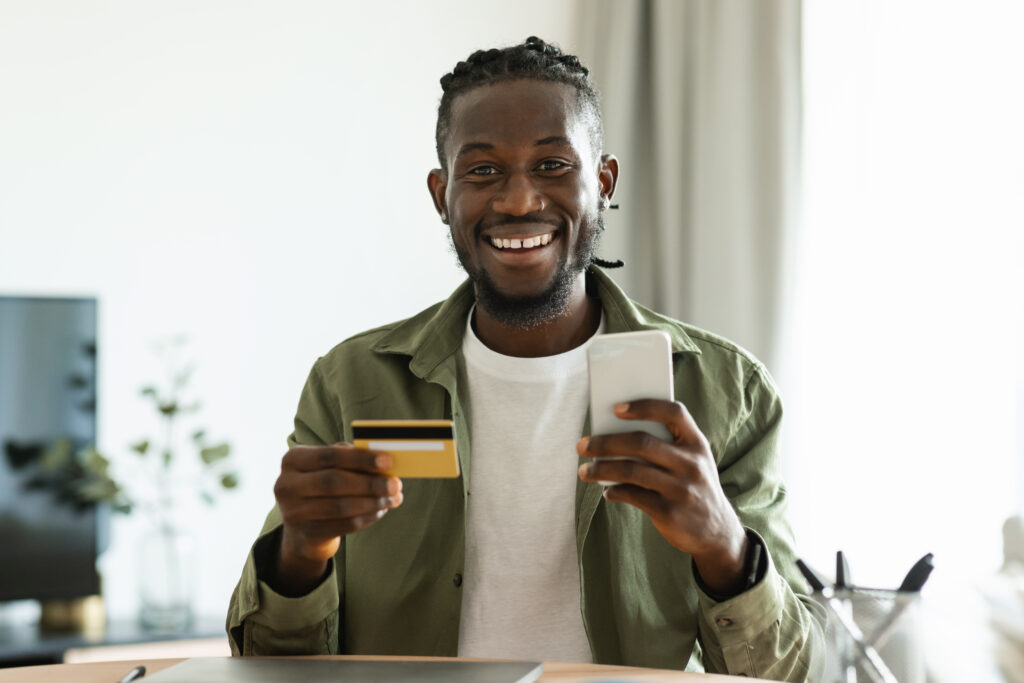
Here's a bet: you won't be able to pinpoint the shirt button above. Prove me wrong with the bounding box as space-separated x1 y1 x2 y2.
715 617 734 627
453 573 463 587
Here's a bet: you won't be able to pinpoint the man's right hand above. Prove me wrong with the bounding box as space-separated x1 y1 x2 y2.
268 444 403 596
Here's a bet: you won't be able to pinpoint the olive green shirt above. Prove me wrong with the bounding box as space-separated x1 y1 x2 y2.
226 268 825 681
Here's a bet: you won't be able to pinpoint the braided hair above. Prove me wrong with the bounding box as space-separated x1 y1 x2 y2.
435 36 603 171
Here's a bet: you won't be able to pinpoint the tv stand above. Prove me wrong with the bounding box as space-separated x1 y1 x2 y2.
0 616 226 668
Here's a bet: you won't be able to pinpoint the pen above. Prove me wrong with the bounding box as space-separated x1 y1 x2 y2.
116 665 146 683
795 559 826 593
835 550 851 590
897 552 934 592
835 551 855 683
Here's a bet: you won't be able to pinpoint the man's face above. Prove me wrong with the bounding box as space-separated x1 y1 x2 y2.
429 79 616 328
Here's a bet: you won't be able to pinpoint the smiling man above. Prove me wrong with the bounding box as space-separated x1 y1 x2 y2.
227 38 824 681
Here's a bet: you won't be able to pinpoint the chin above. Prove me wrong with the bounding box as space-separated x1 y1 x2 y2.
473 266 577 330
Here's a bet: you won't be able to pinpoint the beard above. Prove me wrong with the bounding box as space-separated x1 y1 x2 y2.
449 212 604 330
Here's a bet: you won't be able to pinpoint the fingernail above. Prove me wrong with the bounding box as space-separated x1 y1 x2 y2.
614 402 630 414
375 455 392 469
578 436 590 450
578 464 591 477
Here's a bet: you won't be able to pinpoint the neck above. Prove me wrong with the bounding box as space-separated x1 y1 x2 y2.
472 273 601 357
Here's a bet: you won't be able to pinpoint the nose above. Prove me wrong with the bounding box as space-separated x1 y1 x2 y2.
491 172 545 216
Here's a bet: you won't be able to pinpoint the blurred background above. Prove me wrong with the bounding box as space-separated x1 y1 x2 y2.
1 0 1022 678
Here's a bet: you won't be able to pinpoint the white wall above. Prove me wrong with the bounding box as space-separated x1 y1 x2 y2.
0 0 577 620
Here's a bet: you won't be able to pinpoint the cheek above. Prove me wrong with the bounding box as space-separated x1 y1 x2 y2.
447 188 483 225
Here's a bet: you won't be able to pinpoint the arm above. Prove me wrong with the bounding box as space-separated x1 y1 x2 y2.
578 364 825 680
694 365 825 680
226 504 343 656
225 360 402 656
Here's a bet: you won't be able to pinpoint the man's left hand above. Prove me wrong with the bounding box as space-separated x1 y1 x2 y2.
577 399 750 596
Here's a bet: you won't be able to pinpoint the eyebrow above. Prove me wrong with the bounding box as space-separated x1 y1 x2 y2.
454 135 574 160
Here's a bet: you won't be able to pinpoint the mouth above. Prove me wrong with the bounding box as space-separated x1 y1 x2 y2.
485 230 557 251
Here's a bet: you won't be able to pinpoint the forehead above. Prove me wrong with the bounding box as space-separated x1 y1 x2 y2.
446 79 591 159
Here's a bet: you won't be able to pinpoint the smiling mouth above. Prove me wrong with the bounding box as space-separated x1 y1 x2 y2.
487 231 556 250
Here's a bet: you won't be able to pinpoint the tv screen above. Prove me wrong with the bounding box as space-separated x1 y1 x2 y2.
0 296 102 603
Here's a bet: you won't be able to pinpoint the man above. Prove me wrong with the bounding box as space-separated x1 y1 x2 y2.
227 37 824 680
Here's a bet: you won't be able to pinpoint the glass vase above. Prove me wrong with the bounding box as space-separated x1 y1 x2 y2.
138 519 194 631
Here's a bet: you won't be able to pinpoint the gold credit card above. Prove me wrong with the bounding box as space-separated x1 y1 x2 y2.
351 419 459 478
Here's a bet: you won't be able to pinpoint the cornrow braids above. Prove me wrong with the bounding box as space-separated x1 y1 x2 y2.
435 36 603 171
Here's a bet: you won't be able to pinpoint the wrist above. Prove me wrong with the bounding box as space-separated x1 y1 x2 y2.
270 528 332 597
693 525 750 596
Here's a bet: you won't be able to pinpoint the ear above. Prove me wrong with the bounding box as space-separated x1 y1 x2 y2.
427 169 449 223
598 154 619 207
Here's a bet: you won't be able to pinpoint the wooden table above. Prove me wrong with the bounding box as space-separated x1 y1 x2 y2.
0 655 773 682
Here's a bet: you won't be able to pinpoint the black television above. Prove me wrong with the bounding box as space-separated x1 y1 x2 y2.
0 296 103 603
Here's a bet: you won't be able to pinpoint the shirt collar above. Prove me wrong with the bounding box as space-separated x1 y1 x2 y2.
370 267 701 379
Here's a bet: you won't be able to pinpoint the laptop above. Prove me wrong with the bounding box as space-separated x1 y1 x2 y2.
145 657 544 682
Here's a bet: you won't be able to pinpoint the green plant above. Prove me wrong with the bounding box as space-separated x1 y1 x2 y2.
3 337 238 515
4 438 128 512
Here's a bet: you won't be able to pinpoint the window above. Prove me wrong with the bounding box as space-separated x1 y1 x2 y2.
786 0 1024 586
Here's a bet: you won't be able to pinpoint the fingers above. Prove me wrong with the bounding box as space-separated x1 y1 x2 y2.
275 444 404 546
282 444 392 474
578 455 685 495
601 483 666 519
288 493 404 523
277 468 402 499
294 510 391 546
612 399 706 448
578 430 700 476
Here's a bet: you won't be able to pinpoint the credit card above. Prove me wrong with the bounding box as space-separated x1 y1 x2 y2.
351 419 459 478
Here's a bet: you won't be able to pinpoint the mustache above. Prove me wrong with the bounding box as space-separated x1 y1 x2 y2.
476 213 563 237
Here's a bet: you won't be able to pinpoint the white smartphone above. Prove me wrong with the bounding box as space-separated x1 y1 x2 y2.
587 330 675 472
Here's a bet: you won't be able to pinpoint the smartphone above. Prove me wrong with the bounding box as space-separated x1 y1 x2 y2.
587 329 674 449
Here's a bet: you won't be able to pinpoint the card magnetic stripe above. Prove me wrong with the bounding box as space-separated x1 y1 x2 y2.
351 426 454 440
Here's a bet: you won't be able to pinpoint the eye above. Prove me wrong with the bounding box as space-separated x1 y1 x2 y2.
539 160 567 171
468 165 498 176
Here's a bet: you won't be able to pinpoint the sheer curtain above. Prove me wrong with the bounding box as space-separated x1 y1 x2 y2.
576 0 801 370
792 3 1023 678
791 0 1023 585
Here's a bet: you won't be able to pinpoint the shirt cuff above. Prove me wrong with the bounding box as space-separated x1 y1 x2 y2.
696 528 788 647
246 527 340 632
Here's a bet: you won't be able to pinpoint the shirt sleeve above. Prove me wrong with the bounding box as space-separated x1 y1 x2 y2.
695 364 827 681
225 360 346 656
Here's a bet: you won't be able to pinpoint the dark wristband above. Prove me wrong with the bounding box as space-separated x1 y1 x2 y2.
695 528 767 602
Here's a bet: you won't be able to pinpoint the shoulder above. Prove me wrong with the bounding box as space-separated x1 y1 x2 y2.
679 322 771 389
316 301 442 367
630 298 770 389
629 304 780 452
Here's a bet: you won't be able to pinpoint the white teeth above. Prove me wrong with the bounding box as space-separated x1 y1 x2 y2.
489 232 556 249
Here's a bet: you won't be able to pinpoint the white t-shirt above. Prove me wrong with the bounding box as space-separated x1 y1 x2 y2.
456 309 602 663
